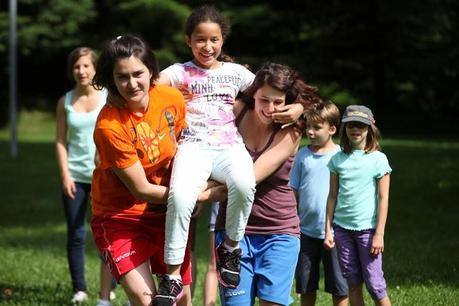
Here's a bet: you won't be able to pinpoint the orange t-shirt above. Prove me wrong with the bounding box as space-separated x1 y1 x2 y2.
91 85 186 218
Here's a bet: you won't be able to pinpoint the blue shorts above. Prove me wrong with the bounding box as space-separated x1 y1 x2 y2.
295 233 348 296
216 231 300 306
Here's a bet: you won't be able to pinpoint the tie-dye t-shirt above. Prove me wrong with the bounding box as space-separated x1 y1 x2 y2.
162 61 254 147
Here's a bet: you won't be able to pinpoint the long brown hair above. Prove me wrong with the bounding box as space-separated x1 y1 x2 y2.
241 63 322 110
339 122 381 154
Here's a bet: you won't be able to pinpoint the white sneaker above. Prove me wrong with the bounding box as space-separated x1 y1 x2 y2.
96 299 112 306
71 291 88 303
110 290 116 300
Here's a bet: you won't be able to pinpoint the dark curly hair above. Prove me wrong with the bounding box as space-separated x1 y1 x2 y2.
184 5 233 63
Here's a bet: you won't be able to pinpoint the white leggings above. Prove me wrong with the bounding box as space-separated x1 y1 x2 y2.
165 142 255 265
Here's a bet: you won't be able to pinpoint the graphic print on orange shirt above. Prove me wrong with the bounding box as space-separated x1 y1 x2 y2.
136 121 160 163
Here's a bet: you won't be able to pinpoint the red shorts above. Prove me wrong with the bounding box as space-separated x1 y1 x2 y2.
91 215 192 284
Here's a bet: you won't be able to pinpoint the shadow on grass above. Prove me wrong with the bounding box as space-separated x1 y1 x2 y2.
383 144 459 287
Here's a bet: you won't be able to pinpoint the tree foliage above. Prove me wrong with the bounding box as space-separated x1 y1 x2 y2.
1 0 458 132
1 0 96 56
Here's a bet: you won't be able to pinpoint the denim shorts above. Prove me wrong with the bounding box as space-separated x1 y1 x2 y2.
295 233 348 296
333 225 387 300
216 231 300 306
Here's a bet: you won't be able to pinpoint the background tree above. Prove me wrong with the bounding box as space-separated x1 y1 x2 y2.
0 0 98 124
1 0 458 133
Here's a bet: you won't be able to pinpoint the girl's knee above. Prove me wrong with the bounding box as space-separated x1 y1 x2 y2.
228 178 255 200
168 190 198 214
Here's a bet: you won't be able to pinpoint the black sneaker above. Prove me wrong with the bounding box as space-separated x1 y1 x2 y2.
152 275 183 306
215 242 242 288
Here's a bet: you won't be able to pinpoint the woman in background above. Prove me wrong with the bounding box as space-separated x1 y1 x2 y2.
55 46 112 304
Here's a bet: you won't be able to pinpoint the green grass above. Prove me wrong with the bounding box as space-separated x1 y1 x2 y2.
1 111 459 305
0 110 56 142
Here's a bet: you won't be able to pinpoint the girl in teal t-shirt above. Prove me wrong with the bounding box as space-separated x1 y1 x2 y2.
324 105 392 306
55 47 112 305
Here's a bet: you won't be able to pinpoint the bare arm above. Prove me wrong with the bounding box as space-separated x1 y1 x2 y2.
324 172 339 250
112 161 169 204
197 184 228 203
94 149 100 166
55 96 76 199
156 72 195 103
371 174 390 255
253 127 301 184
197 127 300 207
198 123 301 203
155 72 172 86
233 99 244 117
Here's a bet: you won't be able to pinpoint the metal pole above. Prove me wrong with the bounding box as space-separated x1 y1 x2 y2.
9 0 18 157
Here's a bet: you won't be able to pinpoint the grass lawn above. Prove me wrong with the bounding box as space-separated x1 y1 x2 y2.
1 111 458 305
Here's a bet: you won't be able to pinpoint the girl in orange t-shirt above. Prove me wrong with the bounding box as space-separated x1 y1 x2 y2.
90 34 221 306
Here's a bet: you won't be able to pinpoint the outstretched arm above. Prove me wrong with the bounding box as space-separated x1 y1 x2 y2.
324 172 339 250
199 101 301 203
371 174 390 255
253 127 301 184
157 72 194 102
112 161 169 204
114 161 226 205
156 72 172 86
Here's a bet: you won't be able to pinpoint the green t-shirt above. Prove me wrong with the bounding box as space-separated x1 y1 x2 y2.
327 150 392 230
65 89 107 183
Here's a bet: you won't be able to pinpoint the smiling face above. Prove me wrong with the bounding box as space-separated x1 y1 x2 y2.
186 21 224 69
253 84 286 125
72 54 96 86
345 121 369 150
113 56 152 111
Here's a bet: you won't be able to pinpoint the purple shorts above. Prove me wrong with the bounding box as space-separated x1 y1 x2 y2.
333 225 387 301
